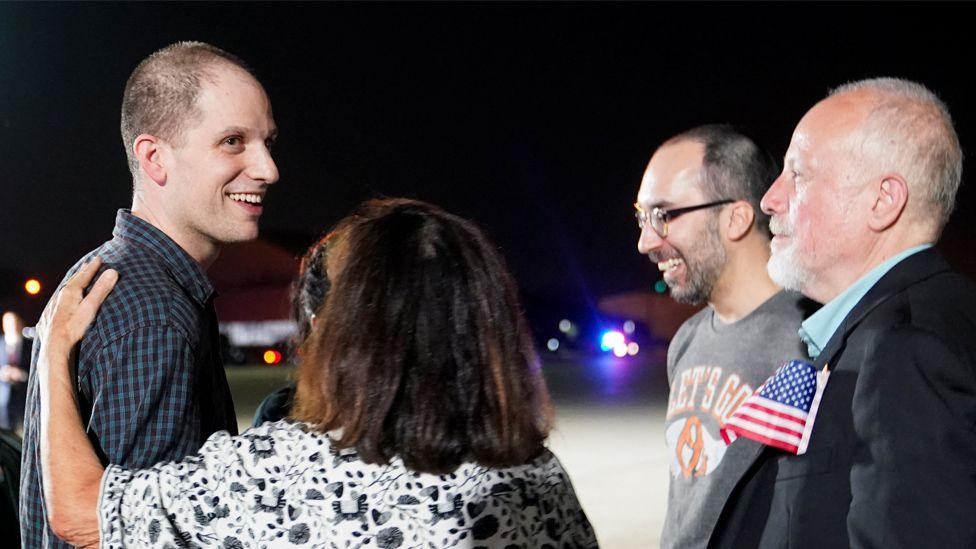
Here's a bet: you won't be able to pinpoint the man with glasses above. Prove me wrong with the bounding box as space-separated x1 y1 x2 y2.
635 125 812 549
751 78 976 548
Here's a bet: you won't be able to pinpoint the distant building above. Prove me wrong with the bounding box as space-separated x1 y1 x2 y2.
597 291 701 341
209 233 314 348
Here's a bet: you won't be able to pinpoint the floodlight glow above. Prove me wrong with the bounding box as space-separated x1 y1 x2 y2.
612 343 628 357
558 319 572 333
627 342 639 356
25 279 41 296
547 338 560 352
623 320 635 334
600 330 625 352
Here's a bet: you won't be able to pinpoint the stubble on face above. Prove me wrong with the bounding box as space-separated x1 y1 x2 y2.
165 65 278 251
638 140 727 305
650 213 727 305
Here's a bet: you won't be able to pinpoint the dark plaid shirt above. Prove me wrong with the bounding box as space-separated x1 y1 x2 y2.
20 210 238 548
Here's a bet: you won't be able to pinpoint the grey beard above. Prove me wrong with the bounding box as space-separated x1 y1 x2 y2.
766 249 812 294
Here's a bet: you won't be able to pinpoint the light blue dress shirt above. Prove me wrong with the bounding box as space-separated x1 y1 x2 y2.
798 244 933 359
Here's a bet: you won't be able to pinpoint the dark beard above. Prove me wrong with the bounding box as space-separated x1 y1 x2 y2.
666 216 726 305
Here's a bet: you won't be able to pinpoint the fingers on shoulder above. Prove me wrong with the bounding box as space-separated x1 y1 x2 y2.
87 269 119 304
64 258 119 300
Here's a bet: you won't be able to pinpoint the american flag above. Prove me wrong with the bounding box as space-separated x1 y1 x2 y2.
720 360 828 455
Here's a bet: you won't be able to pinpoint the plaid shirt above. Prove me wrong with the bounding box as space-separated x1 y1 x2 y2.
20 210 238 548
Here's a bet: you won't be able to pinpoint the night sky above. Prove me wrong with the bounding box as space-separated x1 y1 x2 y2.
3 3 975 321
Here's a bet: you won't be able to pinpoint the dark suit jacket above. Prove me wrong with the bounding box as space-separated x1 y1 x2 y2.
712 249 976 549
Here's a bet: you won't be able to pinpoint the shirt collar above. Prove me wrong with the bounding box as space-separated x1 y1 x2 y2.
112 209 215 305
799 243 933 359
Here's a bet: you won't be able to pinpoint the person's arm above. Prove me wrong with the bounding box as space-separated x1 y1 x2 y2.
37 257 118 547
538 451 599 547
252 383 296 427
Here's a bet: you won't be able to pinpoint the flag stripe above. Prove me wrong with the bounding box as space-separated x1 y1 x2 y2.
731 428 800 453
740 399 808 421
721 360 822 456
726 418 802 446
721 429 737 445
731 408 805 437
736 403 806 430
797 368 830 455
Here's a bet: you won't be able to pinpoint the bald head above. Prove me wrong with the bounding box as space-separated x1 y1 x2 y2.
762 78 961 302
829 78 962 235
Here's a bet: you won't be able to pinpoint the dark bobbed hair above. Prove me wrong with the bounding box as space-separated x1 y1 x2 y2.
291 235 330 345
292 198 552 474
666 124 780 237
290 220 356 347
121 41 257 181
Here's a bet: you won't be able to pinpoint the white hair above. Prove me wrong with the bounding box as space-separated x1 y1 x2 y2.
830 77 962 235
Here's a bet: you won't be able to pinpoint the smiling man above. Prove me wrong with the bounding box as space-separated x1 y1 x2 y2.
636 125 812 549
20 42 278 547
754 78 976 548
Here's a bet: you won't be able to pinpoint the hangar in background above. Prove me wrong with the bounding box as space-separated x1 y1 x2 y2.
209 232 313 349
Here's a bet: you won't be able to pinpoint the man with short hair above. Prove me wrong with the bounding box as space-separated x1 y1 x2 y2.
635 125 812 549
21 41 279 546
754 78 976 547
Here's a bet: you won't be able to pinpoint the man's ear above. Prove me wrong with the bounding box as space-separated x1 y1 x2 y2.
868 175 908 232
725 201 755 242
133 134 167 186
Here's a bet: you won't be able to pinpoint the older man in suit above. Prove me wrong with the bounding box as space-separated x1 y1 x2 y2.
749 78 976 548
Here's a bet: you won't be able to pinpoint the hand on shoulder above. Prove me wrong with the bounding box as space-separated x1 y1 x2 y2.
41 257 118 365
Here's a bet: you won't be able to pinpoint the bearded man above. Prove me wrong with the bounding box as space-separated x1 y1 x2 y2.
635 125 813 549
750 78 976 548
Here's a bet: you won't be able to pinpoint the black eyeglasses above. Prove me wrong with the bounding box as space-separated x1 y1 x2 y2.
634 199 735 238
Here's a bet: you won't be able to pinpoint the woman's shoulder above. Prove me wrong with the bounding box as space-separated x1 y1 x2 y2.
495 447 572 481
395 447 581 503
170 430 595 548
191 420 335 468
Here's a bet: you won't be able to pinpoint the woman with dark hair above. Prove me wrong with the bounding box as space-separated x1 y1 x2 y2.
252 223 352 426
37 199 597 548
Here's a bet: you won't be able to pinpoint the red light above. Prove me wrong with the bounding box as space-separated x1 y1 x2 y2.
262 350 282 365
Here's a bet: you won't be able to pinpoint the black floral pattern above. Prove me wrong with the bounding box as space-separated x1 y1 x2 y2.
287 523 310 544
248 435 276 459
99 421 598 547
332 494 368 522
375 526 404 548
471 516 499 540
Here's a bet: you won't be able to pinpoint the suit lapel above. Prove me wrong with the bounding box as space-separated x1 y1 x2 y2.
812 248 950 371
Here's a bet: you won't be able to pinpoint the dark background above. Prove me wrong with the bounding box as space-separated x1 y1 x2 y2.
2 3 974 321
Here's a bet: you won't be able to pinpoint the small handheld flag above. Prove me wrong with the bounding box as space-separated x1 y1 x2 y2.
720 360 829 455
